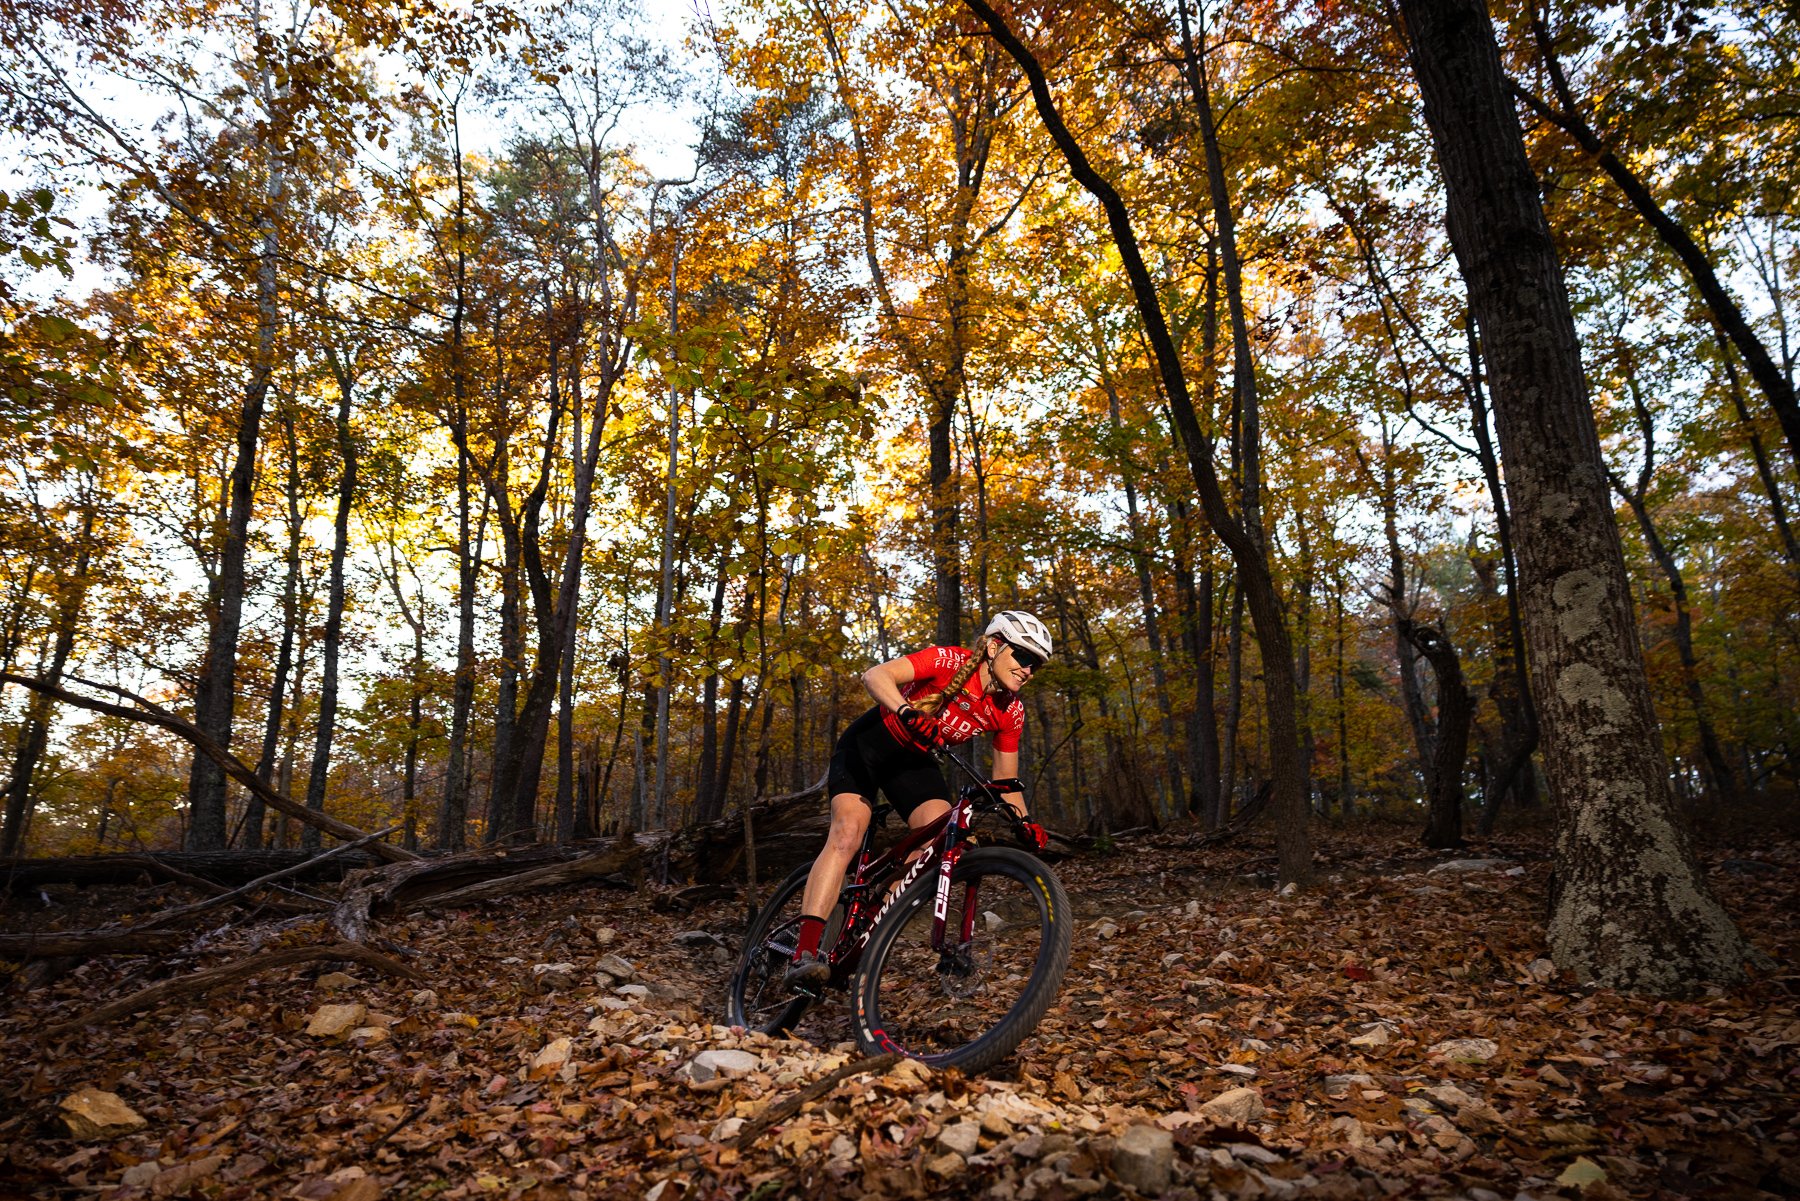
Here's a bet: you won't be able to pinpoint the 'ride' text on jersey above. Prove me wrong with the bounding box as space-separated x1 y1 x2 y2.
882 645 1024 753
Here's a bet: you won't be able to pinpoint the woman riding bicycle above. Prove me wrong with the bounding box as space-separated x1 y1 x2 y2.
783 610 1054 992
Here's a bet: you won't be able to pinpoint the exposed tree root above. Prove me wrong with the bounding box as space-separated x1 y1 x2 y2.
732 1054 901 1150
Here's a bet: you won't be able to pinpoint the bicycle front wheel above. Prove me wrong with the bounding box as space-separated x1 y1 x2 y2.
851 846 1071 1074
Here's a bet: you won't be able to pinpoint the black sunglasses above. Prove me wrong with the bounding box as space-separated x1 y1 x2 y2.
1003 641 1045 671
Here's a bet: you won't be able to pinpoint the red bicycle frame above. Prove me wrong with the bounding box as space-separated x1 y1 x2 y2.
827 791 981 975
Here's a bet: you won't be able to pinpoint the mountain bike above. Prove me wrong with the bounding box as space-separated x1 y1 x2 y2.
724 749 1072 1074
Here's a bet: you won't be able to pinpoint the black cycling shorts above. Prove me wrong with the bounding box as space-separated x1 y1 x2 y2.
826 706 951 821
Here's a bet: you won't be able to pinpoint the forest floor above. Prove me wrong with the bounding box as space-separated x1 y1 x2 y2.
0 818 1795 1201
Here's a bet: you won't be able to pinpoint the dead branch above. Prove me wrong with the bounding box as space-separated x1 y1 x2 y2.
44 942 427 1034
732 1053 901 1150
0 674 416 863
135 825 402 931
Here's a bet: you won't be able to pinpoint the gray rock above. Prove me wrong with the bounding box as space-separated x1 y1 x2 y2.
1323 1072 1374 1097
674 930 720 948
1426 858 1511 874
937 1120 982 1157
1427 1037 1499 1063
531 962 579 991
1112 1124 1173 1194
685 1048 761 1083
596 953 637 982
1426 1084 1476 1108
1227 1143 1282 1165
1200 1086 1266 1124
120 1163 160 1187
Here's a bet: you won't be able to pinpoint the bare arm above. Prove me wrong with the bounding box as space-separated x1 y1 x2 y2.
991 748 1027 818
862 655 918 713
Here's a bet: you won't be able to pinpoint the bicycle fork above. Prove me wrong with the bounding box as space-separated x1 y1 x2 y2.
931 798 981 975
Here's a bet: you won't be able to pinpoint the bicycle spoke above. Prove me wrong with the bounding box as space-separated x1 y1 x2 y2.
865 858 1049 1063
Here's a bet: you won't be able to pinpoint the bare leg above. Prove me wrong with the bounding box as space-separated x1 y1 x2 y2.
907 799 950 832
800 792 873 919
879 798 952 900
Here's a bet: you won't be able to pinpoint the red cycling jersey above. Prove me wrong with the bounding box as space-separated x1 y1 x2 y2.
880 645 1025 753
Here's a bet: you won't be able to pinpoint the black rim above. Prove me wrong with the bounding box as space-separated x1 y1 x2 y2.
859 852 1060 1067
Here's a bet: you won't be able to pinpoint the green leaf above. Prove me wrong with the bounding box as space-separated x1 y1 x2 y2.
38 315 80 345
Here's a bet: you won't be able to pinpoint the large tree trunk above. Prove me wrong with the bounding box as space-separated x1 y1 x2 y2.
1400 0 1756 992
437 115 475 853
1465 318 1539 831
301 351 358 851
186 147 282 851
247 402 305 849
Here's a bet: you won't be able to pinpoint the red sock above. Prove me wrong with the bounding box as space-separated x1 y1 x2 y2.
793 915 826 959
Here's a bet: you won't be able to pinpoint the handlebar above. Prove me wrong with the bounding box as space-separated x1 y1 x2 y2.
939 749 1029 815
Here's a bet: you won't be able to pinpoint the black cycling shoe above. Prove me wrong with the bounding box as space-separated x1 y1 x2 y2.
782 950 829 992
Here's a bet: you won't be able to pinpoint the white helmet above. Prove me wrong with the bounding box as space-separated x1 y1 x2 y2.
984 611 1052 661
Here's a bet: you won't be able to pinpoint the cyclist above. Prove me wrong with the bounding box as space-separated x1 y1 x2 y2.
782 611 1054 992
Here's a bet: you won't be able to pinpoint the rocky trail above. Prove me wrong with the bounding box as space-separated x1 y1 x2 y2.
2 823 1795 1200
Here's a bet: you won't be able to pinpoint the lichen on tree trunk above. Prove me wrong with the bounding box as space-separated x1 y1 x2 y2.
1399 0 1757 994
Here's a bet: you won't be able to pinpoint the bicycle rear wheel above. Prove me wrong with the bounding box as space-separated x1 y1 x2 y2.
851 846 1071 1074
724 865 846 1036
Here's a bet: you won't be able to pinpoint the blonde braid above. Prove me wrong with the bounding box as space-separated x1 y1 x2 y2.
910 635 997 715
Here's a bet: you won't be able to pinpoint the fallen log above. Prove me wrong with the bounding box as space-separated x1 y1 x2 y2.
327 839 657 943
0 853 256 893
44 942 426 1034
0 930 188 958
408 845 644 913
1 849 387 891
665 777 832 884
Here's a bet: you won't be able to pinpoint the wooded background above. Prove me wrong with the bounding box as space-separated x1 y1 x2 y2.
0 0 1792 881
